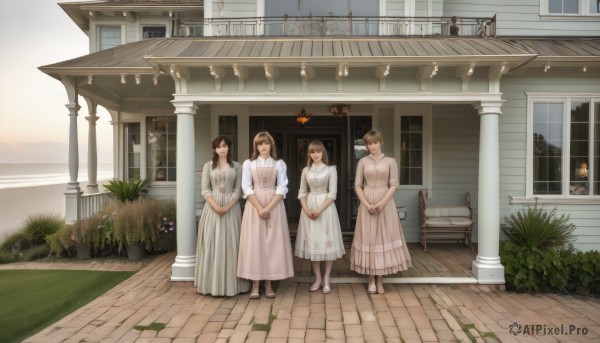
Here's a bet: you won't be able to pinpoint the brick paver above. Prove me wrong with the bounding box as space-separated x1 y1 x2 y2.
16 252 600 342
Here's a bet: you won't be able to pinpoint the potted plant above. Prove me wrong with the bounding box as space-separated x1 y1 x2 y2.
113 199 160 260
104 178 151 204
70 214 103 259
157 200 176 251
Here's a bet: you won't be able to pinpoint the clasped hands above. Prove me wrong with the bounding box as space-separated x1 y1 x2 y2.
365 202 383 215
258 208 271 219
303 207 322 220
213 204 231 216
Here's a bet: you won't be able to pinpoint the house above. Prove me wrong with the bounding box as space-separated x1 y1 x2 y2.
40 0 600 284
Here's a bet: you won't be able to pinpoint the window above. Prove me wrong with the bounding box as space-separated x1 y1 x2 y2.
544 0 600 14
142 26 166 39
124 123 141 179
147 116 177 182
399 116 423 185
98 25 121 50
530 97 599 196
219 116 238 161
549 0 579 14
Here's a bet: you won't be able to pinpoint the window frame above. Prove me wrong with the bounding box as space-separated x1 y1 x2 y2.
141 25 167 39
394 104 432 190
526 93 600 201
145 115 177 183
97 24 124 51
540 0 600 16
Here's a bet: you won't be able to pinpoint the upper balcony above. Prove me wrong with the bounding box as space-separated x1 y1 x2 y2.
178 15 496 38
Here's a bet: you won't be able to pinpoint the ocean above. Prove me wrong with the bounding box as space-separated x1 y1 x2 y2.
0 163 113 190
0 163 113 239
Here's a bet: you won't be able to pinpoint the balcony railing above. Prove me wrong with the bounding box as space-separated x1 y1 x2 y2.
179 15 495 38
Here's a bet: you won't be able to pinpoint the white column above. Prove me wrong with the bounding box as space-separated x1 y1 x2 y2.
171 102 198 281
65 103 82 223
85 103 100 194
472 101 505 284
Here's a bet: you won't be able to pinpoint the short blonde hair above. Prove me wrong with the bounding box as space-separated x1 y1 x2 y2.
363 130 384 145
251 131 278 160
306 140 329 167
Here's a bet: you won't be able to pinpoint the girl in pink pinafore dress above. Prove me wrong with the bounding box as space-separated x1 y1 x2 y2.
237 131 294 299
350 130 412 294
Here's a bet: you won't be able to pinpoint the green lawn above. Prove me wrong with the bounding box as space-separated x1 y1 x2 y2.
0 269 135 343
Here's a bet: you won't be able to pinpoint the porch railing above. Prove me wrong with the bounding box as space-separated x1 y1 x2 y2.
80 191 112 220
179 15 495 38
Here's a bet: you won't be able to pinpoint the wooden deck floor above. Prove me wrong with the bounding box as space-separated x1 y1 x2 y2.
292 241 477 279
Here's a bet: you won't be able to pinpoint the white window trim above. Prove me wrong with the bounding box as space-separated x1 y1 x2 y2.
121 120 145 180
539 0 600 17
95 24 126 52
142 114 178 184
524 93 600 203
394 104 432 190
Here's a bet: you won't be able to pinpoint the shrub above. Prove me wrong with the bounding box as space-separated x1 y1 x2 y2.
0 250 13 264
0 213 63 256
20 245 51 261
46 225 76 257
71 214 104 249
501 202 575 250
0 231 28 253
500 241 600 296
113 199 160 252
22 214 64 245
104 178 151 204
158 200 176 239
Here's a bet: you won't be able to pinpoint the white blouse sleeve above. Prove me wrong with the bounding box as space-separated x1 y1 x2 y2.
275 159 289 198
327 165 338 200
241 159 254 198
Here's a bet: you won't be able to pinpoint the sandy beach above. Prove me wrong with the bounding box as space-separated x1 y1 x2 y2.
0 181 104 242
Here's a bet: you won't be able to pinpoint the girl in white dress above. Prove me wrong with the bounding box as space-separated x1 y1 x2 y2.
295 140 345 294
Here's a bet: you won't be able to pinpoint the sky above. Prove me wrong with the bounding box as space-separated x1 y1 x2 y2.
0 0 113 164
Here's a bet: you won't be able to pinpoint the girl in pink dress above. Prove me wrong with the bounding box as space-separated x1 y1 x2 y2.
350 130 412 294
237 132 294 299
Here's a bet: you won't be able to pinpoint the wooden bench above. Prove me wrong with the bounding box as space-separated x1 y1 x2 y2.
419 190 474 251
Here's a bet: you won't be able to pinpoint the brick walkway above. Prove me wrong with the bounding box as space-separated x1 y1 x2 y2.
19 252 600 342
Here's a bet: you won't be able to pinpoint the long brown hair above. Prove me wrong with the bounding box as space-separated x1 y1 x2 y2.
306 140 329 167
251 131 278 160
211 135 233 169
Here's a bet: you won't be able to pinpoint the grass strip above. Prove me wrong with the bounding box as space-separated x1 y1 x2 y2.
0 269 134 343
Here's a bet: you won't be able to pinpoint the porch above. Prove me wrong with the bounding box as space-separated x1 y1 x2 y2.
292 241 478 284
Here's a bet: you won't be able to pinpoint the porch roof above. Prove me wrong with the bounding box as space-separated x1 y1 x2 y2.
40 37 600 80
40 37 536 78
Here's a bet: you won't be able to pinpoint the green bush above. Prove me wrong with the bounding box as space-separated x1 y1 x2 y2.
46 225 76 257
0 214 63 259
0 250 13 264
500 241 600 296
0 231 28 253
20 245 51 262
501 203 575 250
104 178 151 204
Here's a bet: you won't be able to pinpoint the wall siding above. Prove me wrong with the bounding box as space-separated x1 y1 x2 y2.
442 0 600 36
499 75 600 251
